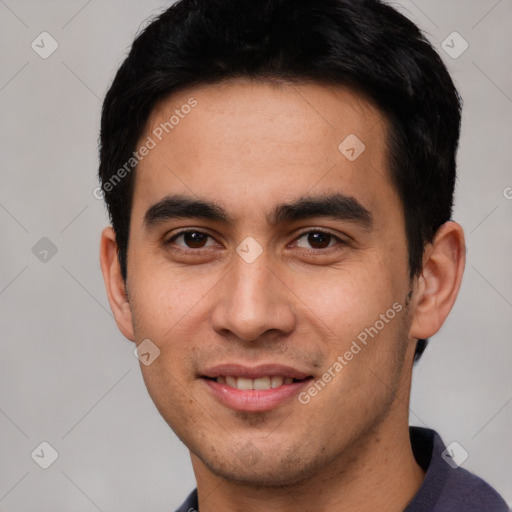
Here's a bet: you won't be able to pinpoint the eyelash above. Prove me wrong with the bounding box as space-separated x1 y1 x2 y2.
164 228 346 254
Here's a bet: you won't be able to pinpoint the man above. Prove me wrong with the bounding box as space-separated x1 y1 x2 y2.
97 0 509 510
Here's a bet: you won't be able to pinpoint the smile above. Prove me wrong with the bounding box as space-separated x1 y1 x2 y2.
209 375 302 390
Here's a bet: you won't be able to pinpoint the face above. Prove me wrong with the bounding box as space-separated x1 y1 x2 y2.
122 79 417 485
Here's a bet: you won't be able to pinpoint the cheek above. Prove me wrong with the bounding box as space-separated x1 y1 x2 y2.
289 264 401 338
128 255 221 339
139 362 199 436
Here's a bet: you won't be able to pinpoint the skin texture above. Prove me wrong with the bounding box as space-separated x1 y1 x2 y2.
100 79 466 511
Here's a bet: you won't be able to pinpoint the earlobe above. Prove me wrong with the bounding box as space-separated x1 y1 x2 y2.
99 226 135 341
409 221 466 340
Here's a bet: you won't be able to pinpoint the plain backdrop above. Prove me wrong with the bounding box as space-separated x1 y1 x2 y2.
1 1 511 510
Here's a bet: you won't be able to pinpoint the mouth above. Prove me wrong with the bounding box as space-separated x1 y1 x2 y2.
203 375 306 390
200 364 314 412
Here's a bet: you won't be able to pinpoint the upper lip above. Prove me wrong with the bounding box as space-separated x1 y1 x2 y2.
201 363 312 380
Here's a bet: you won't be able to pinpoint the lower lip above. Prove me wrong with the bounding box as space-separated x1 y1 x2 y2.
202 378 312 412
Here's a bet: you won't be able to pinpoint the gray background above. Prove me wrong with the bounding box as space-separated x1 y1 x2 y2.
1 1 511 510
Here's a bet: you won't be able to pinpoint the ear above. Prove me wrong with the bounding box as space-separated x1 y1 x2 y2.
409 221 466 340
99 226 135 342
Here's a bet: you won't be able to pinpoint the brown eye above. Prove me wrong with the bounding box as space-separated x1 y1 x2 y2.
295 230 342 250
167 230 216 249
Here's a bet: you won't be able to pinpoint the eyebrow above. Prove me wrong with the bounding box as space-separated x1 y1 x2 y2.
143 193 373 230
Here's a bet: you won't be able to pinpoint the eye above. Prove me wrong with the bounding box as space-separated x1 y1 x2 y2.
166 230 218 250
293 229 344 250
164 228 346 253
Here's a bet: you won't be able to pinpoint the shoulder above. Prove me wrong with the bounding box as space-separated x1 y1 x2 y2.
406 427 510 512
174 489 198 512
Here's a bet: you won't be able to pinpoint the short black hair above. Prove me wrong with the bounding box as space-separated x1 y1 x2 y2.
98 0 462 361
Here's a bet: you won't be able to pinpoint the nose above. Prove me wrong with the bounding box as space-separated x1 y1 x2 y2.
210 251 296 343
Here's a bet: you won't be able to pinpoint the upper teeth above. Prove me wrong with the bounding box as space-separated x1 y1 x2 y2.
216 376 294 390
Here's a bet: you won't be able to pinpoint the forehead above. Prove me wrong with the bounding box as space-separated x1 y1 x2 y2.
133 79 398 225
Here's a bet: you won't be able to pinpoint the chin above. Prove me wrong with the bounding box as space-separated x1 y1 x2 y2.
199 447 322 488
